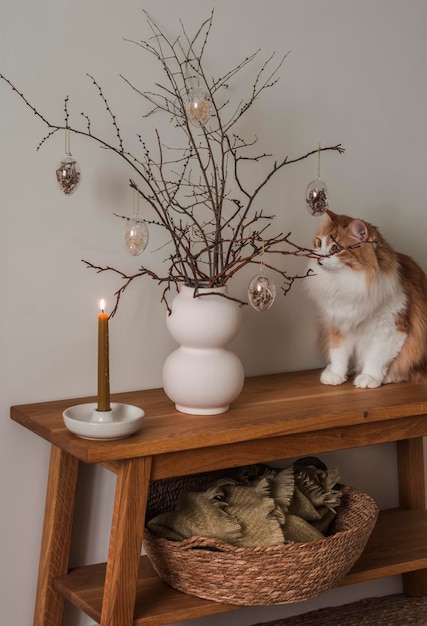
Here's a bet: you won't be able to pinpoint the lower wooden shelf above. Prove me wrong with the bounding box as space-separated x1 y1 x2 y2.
54 509 427 626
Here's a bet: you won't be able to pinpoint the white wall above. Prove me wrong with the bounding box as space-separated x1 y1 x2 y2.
1 1 426 624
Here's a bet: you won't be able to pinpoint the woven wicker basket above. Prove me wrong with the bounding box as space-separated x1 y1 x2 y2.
144 467 379 606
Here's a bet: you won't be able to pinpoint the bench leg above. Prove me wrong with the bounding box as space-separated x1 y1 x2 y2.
34 446 79 626
100 456 152 626
397 436 427 595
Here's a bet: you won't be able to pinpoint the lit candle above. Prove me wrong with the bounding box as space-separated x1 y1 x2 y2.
97 299 111 412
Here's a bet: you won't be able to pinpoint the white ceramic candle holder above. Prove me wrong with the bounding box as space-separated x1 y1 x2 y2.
63 402 144 440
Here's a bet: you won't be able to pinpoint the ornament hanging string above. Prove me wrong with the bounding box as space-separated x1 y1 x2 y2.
197 57 201 89
65 127 71 157
260 239 266 273
133 187 140 220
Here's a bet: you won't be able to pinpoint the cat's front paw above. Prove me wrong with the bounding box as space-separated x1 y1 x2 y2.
353 373 382 388
320 368 347 386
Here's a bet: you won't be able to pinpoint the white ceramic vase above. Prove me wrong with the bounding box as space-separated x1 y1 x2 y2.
162 285 244 415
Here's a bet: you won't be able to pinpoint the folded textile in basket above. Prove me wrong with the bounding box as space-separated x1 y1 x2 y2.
147 457 342 547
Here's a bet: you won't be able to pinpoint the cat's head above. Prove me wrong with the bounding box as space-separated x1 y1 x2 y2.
312 210 390 274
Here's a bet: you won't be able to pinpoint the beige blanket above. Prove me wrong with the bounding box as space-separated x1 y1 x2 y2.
148 458 342 547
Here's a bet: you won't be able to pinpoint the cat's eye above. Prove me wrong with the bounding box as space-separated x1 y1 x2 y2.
330 243 343 254
315 238 322 248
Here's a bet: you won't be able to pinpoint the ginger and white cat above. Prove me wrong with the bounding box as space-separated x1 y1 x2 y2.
307 210 427 388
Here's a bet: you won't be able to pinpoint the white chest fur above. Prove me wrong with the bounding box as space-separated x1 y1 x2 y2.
306 261 407 388
307 261 405 331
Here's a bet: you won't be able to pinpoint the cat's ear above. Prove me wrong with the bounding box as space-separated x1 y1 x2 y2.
323 210 336 222
349 219 368 241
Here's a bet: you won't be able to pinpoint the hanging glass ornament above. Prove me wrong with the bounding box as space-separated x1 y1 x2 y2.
185 89 213 127
124 188 149 256
125 220 149 256
56 128 81 195
305 143 329 216
248 243 277 312
248 272 277 312
306 179 329 216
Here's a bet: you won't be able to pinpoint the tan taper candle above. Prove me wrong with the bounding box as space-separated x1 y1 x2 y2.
97 299 111 412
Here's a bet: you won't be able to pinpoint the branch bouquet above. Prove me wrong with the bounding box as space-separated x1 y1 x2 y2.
1 11 344 315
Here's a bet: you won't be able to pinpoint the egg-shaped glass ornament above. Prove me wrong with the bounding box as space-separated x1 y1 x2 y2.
56 155 81 195
306 178 329 216
125 219 149 256
248 272 276 312
185 89 213 127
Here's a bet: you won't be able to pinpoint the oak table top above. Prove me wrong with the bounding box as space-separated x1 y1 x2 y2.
11 368 427 465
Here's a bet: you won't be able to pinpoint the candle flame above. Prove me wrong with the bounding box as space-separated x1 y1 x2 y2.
99 298 106 313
